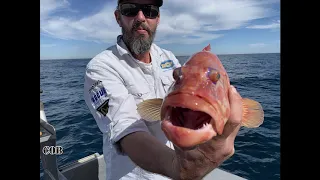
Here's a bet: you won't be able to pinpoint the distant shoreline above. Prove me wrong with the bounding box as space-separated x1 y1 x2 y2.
40 52 280 61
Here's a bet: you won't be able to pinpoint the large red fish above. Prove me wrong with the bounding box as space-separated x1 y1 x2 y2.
137 44 264 149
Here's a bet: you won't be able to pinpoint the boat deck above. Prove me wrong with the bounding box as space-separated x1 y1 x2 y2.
58 153 246 180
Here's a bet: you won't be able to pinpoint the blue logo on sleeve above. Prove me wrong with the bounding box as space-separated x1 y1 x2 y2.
89 80 108 105
160 60 175 70
91 87 107 104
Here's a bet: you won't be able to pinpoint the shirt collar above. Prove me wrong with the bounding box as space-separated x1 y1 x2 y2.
116 35 130 56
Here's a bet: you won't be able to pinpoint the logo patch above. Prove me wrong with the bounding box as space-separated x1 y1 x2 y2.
90 87 107 104
88 80 109 110
97 99 109 116
160 60 175 70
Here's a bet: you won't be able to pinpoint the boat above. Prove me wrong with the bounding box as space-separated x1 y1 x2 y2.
40 89 247 180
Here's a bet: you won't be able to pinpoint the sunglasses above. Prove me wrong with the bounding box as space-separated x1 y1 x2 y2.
119 3 159 19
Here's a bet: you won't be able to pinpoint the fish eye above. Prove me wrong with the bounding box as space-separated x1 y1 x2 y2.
173 67 182 81
207 68 220 84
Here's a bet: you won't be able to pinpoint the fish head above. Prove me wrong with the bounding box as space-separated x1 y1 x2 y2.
160 44 231 149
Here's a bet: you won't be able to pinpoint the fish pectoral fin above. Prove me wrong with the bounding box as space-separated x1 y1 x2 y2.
241 98 264 128
137 98 163 122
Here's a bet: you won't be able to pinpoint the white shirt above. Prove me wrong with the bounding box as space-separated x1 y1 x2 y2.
84 35 181 180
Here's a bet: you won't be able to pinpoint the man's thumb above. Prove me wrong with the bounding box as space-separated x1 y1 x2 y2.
221 85 243 138
228 85 243 122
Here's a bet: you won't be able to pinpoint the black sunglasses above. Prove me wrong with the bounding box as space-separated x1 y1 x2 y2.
119 3 159 19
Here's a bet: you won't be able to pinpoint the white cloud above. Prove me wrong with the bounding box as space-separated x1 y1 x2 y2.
246 20 280 29
40 0 279 45
41 0 121 43
40 43 56 48
40 0 71 21
249 43 267 47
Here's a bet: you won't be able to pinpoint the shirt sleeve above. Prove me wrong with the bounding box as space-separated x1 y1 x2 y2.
84 61 151 154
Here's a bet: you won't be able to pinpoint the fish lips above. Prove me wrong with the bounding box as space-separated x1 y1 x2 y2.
160 93 224 148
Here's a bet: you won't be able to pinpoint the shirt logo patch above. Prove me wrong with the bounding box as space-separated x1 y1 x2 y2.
88 80 109 109
160 60 175 70
91 87 107 104
96 99 109 116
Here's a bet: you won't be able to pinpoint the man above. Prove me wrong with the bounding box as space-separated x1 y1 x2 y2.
84 0 243 179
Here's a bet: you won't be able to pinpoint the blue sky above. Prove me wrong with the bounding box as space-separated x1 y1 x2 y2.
40 0 280 60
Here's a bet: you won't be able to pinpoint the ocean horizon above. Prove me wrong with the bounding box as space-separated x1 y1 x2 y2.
40 52 280 61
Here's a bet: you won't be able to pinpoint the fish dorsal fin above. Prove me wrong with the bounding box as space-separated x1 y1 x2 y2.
202 44 211 51
137 98 163 122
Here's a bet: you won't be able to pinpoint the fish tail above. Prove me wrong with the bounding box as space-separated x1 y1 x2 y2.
241 98 264 128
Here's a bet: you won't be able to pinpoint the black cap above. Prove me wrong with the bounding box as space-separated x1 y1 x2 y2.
118 0 163 7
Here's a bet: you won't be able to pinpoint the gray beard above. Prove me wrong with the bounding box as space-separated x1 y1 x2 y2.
122 26 156 56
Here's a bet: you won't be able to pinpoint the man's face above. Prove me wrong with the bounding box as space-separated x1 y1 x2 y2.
115 0 160 55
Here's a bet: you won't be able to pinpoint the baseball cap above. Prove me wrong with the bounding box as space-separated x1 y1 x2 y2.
118 0 163 7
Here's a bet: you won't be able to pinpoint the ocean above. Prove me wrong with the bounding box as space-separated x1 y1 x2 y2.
40 53 280 180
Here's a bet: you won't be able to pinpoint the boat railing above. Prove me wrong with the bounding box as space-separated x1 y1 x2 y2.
40 89 67 180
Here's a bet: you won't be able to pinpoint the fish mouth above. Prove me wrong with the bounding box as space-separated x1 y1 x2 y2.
166 106 212 130
161 93 219 148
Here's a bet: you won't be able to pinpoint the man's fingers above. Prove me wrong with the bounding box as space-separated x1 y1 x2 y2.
222 85 243 138
228 85 243 123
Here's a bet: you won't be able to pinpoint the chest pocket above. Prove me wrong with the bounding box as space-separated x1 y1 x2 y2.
127 85 150 104
160 73 174 94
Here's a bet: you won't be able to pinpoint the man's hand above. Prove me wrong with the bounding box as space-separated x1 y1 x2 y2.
119 85 242 180
172 85 243 180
